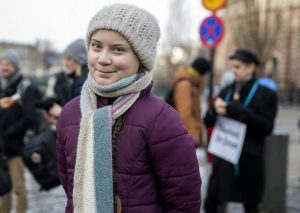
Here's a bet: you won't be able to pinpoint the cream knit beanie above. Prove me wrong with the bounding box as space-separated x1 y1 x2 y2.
86 4 160 71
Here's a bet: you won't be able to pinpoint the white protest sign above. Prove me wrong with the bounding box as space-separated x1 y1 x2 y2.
208 116 247 164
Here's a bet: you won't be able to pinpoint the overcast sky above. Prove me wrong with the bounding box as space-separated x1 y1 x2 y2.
0 0 208 51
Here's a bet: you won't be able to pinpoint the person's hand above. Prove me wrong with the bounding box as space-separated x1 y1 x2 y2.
214 97 227 115
0 97 16 109
0 94 20 109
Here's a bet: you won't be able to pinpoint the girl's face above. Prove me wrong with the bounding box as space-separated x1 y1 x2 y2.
64 56 79 75
88 30 140 86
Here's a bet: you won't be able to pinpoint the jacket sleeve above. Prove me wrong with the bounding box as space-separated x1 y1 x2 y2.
56 118 69 195
204 88 228 128
204 107 217 128
148 104 201 212
226 89 278 137
174 80 201 143
5 85 41 136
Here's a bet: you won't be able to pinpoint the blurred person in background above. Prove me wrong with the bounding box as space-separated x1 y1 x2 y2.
0 49 40 213
0 130 12 197
167 57 211 147
42 39 88 125
204 49 278 213
56 4 201 212
29 39 89 191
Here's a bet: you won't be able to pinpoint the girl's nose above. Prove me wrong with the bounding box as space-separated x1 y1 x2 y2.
97 51 112 65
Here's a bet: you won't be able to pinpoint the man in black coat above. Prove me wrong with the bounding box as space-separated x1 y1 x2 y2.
0 49 40 213
204 49 278 213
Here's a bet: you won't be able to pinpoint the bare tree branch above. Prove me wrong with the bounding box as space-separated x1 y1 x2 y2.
225 0 289 70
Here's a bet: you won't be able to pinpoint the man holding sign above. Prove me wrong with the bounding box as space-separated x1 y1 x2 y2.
204 49 278 213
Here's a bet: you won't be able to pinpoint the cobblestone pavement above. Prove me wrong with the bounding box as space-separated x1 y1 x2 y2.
18 106 300 212
24 171 66 213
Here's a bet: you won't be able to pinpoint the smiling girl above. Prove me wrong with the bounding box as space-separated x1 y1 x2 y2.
56 4 201 213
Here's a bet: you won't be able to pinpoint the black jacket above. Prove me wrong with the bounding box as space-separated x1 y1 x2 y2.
204 78 277 203
53 64 88 106
0 74 41 158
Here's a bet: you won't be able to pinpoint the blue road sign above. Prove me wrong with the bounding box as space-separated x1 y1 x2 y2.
200 15 224 48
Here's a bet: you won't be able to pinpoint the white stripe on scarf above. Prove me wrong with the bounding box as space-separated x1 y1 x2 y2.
73 72 152 213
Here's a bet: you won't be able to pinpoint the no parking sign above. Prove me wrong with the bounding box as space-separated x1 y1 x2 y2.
199 15 224 48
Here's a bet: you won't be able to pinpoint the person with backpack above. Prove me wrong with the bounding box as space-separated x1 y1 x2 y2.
204 49 278 213
166 57 211 147
56 4 201 212
0 49 41 213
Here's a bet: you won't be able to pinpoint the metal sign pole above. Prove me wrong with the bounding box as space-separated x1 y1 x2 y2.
209 48 215 103
200 0 226 104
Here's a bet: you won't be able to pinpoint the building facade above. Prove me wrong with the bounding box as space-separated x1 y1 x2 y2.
214 0 300 103
0 41 61 77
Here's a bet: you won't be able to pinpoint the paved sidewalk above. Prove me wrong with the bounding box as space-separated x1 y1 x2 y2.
25 171 65 213
199 106 300 212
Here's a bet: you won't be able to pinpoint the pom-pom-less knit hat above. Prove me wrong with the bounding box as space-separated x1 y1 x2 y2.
86 4 161 71
0 49 20 72
64 39 87 65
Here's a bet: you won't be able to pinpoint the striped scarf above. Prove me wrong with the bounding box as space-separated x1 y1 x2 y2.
73 71 152 213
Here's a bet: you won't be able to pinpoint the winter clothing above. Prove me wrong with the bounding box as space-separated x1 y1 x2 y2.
73 72 152 212
0 156 27 213
204 78 277 211
0 50 20 72
0 134 12 197
63 39 87 65
86 4 160 71
172 64 208 146
0 73 41 157
46 64 88 106
229 49 260 66
57 4 200 212
0 69 40 213
56 84 201 212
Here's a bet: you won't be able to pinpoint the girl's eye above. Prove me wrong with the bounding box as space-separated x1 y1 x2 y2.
113 47 126 53
91 42 101 50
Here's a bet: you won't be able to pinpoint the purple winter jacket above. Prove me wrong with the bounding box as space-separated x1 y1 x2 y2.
56 86 201 213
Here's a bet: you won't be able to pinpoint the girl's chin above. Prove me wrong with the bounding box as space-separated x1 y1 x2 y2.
95 78 117 86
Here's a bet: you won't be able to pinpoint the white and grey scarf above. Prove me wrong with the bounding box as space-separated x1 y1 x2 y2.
73 71 152 213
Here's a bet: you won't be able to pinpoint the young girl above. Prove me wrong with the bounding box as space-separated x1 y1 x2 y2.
56 4 201 212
